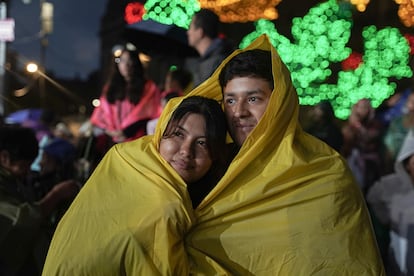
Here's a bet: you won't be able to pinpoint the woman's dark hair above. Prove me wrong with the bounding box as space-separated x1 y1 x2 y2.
219 49 274 91
162 96 228 207
105 48 145 104
0 126 38 162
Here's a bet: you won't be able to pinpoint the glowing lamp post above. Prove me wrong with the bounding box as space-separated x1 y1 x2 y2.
26 61 47 107
26 62 39 73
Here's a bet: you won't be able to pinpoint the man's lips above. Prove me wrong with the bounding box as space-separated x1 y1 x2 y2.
234 122 255 130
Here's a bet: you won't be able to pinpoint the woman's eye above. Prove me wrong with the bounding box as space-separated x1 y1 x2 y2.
172 131 183 137
197 140 207 147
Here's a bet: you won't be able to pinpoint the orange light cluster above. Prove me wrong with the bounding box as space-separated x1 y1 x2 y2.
199 0 282 22
395 0 414 27
349 0 370 12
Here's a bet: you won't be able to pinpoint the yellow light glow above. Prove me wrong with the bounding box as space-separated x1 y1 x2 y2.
26 62 38 73
199 0 282 22
348 0 370 12
395 0 414 27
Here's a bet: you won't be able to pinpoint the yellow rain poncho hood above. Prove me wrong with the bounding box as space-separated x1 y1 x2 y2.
43 35 384 275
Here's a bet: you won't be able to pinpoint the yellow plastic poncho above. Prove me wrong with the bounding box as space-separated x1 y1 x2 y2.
182 35 384 275
43 35 384 275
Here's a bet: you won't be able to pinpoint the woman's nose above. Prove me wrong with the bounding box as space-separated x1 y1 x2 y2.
179 139 194 158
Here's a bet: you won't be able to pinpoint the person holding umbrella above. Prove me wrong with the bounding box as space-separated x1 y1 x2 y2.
186 9 234 87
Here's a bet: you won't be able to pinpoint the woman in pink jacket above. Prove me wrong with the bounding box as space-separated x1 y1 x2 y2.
90 44 162 145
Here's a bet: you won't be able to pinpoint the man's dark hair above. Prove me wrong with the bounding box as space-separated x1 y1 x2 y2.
219 49 274 90
0 126 38 162
193 9 219 39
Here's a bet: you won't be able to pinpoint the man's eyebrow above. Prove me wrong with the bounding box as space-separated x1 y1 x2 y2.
224 89 267 97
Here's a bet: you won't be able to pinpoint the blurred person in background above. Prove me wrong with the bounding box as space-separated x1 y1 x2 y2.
90 43 162 147
186 8 234 87
146 67 192 135
0 126 78 276
341 98 387 195
164 66 193 95
367 130 414 275
384 89 414 167
28 137 80 274
304 100 344 152
146 91 180 135
20 109 57 173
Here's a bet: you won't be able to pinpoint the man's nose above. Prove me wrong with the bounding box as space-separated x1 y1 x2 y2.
234 101 248 117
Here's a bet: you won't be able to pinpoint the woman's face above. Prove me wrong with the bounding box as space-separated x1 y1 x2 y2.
159 113 212 184
117 51 134 80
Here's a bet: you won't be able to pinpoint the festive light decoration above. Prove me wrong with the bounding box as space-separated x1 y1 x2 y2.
395 0 414 27
341 51 363 70
404 33 414 54
143 0 199 28
311 26 412 119
124 2 145 24
199 0 282 23
349 0 370 12
240 0 412 119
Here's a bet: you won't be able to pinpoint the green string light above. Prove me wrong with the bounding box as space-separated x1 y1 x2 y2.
143 0 200 29
240 0 412 119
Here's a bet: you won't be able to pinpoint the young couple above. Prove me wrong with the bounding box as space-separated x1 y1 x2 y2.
43 35 384 275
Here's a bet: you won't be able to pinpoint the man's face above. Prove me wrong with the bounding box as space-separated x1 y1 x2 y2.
223 76 272 146
187 19 202 48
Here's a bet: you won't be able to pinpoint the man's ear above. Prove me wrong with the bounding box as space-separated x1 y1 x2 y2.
0 150 11 167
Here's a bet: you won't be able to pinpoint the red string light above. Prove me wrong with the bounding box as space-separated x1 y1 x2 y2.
341 51 363 71
125 2 145 24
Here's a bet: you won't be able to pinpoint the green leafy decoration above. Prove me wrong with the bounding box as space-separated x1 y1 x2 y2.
240 0 412 119
143 0 199 29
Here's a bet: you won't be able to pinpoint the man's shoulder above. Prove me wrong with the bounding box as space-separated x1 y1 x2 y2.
205 38 235 58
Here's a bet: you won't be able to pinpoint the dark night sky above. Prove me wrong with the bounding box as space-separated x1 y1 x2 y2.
8 0 106 79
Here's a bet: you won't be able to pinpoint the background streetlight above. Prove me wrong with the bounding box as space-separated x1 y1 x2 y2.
25 61 84 106
26 62 38 73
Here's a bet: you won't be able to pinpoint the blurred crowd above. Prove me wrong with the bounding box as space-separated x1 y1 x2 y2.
301 89 414 275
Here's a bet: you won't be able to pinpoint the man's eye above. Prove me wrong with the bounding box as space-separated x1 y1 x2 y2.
248 97 257 102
